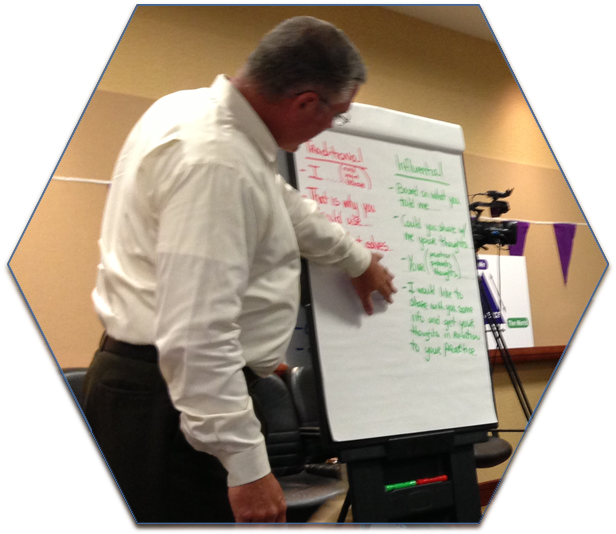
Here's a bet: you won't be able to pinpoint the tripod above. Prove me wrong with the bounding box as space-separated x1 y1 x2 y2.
478 273 533 423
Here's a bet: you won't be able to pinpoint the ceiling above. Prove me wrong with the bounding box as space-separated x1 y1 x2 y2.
384 5 495 42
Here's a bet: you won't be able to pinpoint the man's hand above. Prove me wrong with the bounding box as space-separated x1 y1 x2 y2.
228 472 287 523
351 252 397 315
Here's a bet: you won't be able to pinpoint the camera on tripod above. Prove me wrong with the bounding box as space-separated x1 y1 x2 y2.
469 189 518 251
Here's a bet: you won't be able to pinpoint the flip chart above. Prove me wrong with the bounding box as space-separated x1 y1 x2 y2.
292 103 498 442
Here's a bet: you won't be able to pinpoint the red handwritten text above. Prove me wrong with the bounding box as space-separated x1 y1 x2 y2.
321 209 342 224
363 203 376 217
307 164 322 181
365 235 390 252
343 196 359 211
306 187 328 205
306 141 363 163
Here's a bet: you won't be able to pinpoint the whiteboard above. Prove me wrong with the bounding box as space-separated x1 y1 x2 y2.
292 103 498 443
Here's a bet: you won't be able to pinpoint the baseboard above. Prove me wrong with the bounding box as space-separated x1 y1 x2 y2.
489 345 564 365
479 479 501 507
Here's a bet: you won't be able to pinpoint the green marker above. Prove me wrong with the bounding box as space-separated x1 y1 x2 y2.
385 480 417 492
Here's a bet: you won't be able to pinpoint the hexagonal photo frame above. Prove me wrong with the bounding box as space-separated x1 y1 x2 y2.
5 5 611 532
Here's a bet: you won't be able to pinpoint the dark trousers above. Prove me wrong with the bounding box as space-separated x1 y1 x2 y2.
82 338 236 523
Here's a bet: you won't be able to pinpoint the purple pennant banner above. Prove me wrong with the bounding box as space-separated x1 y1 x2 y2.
509 221 530 256
553 223 577 284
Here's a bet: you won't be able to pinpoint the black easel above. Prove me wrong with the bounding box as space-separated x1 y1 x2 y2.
338 430 489 523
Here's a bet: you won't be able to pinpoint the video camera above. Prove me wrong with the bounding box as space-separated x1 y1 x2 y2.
469 189 518 251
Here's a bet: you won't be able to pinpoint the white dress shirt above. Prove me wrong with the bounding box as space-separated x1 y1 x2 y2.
93 75 371 487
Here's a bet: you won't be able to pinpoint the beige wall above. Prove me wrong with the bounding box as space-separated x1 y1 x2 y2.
9 6 606 484
11 91 153 368
463 154 604 346
101 6 553 168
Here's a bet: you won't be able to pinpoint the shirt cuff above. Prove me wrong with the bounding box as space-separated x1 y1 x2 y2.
339 242 372 278
219 440 272 487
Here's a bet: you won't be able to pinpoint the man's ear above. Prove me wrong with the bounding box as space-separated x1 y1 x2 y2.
293 91 320 112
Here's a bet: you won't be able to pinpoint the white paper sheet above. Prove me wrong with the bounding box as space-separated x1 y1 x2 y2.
294 104 498 442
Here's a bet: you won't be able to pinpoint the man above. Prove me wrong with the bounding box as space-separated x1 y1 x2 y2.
83 16 396 523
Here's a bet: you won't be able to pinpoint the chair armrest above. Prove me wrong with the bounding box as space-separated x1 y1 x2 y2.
299 425 321 437
305 462 342 480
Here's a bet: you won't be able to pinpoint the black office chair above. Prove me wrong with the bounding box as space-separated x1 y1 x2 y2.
56 367 87 406
282 366 320 430
62 365 344 522
54 367 104 465
473 434 513 469
250 374 347 522
281 366 334 464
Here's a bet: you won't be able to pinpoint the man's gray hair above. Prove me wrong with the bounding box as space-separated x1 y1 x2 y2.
245 17 367 102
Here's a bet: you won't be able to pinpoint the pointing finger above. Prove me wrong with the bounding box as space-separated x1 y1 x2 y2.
382 286 394 304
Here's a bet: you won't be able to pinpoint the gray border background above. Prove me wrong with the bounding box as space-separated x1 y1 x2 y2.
2 3 614 532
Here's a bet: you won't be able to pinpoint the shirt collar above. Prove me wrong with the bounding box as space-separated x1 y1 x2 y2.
210 75 279 164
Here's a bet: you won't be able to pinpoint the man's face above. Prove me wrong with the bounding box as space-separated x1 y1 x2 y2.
279 86 358 152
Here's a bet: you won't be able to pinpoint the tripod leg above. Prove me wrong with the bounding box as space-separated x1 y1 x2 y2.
479 277 533 422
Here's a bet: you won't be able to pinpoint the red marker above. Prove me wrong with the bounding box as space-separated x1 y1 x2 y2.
416 475 448 486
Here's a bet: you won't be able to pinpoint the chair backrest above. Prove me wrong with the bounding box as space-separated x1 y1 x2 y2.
283 366 320 430
250 374 306 478
62 367 88 407
282 366 337 464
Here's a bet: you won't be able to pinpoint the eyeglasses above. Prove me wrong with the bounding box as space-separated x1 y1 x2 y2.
331 111 351 128
295 91 351 127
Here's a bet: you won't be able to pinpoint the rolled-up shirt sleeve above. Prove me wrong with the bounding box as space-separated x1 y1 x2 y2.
154 159 270 487
277 175 371 277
